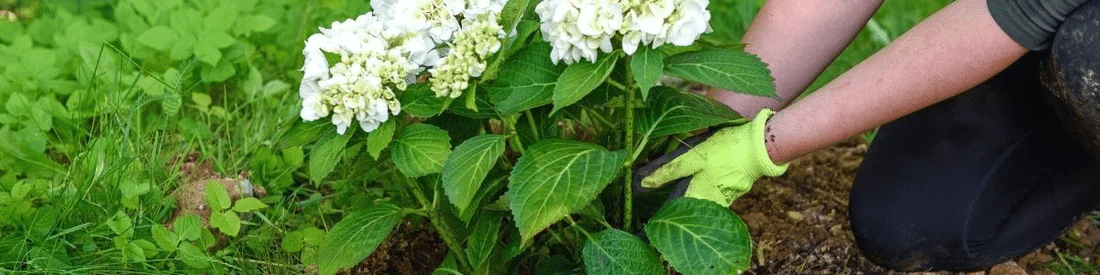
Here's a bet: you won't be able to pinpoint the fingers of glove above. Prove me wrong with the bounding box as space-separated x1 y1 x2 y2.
632 129 719 191
683 176 732 207
684 170 749 207
639 149 706 189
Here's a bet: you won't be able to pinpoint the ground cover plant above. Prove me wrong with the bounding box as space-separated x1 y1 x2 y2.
1 0 1098 274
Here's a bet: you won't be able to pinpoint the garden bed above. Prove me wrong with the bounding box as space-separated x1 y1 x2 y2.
351 138 1100 275
732 138 1100 275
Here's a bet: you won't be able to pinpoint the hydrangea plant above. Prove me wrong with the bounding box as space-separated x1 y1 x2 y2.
296 0 777 274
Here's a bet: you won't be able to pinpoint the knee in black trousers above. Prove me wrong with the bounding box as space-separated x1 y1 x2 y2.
849 2 1100 271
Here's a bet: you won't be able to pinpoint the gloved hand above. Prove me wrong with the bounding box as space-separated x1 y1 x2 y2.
634 108 788 206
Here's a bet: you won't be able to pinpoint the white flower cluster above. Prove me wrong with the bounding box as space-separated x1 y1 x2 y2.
430 15 506 98
300 0 506 134
535 0 711 64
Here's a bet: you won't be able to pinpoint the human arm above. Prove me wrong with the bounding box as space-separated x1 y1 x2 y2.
708 0 884 117
763 0 1028 163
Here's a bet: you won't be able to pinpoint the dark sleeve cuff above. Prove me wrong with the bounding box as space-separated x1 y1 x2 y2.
987 0 1089 50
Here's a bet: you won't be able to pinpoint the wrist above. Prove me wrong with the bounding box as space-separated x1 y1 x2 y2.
764 113 781 164
749 108 788 176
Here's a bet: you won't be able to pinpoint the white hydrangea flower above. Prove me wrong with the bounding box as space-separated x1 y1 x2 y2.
299 0 526 133
300 15 407 134
430 14 506 98
373 0 461 43
310 53 404 134
620 0 711 54
446 0 507 18
535 0 623 64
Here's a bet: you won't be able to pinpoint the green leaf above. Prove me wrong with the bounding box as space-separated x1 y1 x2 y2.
209 211 242 236
115 237 146 262
664 48 776 99
243 15 276 32
5 89 31 115
282 120 331 148
583 229 664 275
193 42 221 66
442 135 505 220
499 0 533 32
191 92 212 109
204 181 231 212
200 60 235 83
301 227 327 246
281 231 304 252
399 84 448 117
170 35 195 60
318 203 403 275
204 5 238 32
366 119 396 159
263 80 292 97
636 86 741 139
174 214 202 241
199 228 217 249
0 127 61 176
490 43 567 114
630 46 663 102
29 103 53 132
119 180 150 209
178 242 211 269
432 254 462 275
133 239 159 259
644 197 752 275
162 92 182 116
136 26 178 51
282 146 304 168
199 30 235 49
309 130 353 182
391 124 452 178
509 140 627 246
534 255 581 275
552 51 620 114
242 66 263 96
467 212 503 271
232 197 268 212
169 7 203 35
106 211 134 238
151 224 178 252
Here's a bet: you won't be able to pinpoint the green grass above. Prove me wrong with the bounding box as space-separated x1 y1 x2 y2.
808 0 954 93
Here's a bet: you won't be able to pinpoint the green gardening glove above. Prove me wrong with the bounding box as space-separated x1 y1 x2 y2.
635 108 788 206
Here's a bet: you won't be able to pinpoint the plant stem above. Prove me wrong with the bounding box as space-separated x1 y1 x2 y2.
524 110 540 141
622 60 637 232
565 216 595 242
606 78 629 91
504 115 525 154
403 176 472 272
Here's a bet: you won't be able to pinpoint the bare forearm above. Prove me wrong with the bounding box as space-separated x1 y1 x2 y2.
709 0 883 117
764 0 1028 163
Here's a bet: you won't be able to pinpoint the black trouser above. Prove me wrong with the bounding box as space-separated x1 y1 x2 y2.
848 4 1100 272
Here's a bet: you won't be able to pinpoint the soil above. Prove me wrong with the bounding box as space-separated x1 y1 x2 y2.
346 221 448 275
350 138 1100 274
167 152 266 228
729 138 1100 275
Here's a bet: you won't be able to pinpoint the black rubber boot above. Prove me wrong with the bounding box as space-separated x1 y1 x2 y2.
1041 0 1100 158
